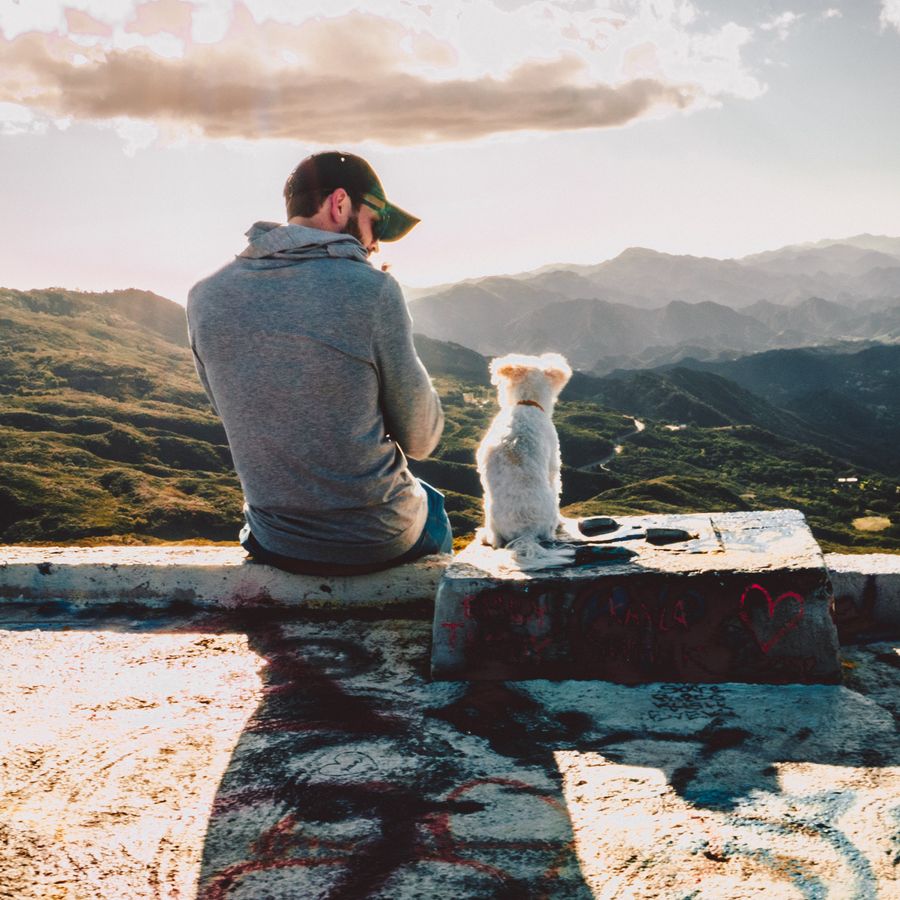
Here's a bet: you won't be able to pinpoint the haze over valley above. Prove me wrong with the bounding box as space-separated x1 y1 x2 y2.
409 235 900 371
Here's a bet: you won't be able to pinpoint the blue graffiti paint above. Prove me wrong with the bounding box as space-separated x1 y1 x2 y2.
729 791 876 900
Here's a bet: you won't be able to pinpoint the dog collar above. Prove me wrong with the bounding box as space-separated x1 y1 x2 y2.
517 399 545 412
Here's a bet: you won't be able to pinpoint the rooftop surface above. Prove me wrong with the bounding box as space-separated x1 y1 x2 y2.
1 545 899 898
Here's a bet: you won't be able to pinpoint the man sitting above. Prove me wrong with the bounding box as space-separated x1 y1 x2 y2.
187 151 450 574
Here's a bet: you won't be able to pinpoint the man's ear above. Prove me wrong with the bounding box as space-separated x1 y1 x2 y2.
327 188 350 223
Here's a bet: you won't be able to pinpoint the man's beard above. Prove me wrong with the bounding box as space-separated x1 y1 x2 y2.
341 208 365 248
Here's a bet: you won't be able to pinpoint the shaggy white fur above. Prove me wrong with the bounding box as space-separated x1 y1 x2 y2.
476 352 575 570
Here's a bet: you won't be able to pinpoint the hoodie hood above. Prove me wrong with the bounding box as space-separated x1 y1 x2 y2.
237 221 371 265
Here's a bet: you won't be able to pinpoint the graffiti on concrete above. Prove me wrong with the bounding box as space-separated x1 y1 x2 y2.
723 791 878 900
198 624 589 899
592 585 703 633
833 574 880 641
2 610 900 898
436 574 832 682
738 582 805 654
203 774 580 899
646 683 732 723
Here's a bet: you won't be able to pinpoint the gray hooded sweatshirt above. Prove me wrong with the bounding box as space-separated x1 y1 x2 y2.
186 222 443 564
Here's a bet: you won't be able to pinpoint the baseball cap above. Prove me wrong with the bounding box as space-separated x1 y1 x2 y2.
285 151 420 242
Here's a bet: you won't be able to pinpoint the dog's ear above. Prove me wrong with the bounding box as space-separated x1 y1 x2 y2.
496 364 529 383
490 355 529 385
540 353 572 390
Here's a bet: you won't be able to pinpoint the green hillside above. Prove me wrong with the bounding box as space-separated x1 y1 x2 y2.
663 346 900 471
1 286 897 553
0 287 241 542
563 423 899 552
561 361 899 552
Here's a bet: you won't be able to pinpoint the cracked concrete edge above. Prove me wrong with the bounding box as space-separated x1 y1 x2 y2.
0 545 449 611
0 545 898 623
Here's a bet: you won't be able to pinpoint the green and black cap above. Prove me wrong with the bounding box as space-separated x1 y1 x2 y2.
285 151 420 242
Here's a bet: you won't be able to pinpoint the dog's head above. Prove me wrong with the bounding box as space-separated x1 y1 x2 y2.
489 352 572 410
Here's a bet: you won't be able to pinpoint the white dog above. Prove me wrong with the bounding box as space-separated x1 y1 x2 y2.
476 352 575 570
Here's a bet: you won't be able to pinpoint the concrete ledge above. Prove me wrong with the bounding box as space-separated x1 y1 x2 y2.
826 552 900 637
0 545 450 611
0 545 898 626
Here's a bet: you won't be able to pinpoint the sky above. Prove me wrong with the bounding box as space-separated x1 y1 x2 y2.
2 0 900 303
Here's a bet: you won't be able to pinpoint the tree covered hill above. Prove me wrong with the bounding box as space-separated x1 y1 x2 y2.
0 287 240 542
1 286 896 552
656 345 900 472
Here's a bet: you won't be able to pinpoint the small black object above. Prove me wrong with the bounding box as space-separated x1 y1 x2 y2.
645 527 696 545
578 516 619 536
573 544 637 565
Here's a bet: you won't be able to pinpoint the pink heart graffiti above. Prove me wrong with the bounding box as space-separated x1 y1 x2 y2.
739 583 805 654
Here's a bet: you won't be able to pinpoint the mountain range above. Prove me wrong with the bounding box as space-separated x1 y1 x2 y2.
408 235 900 371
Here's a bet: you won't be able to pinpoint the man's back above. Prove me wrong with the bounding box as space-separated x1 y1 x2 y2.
187 221 443 565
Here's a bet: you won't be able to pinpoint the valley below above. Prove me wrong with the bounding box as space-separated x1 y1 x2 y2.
577 418 645 472
2 234 898 555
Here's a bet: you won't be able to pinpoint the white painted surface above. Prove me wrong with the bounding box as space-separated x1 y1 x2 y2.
0 545 450 609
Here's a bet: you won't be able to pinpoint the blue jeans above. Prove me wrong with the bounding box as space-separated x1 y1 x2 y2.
240 480 452 576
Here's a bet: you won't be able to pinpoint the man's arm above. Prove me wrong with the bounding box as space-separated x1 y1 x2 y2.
189 340 220 417
186 290 221 417
373 278 443 460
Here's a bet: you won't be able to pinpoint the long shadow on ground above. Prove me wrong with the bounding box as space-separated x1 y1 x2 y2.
2 602 899 898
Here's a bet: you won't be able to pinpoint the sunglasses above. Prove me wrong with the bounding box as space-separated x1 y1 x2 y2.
360 192 391 242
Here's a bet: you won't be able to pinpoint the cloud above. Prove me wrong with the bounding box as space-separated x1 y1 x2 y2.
0 32 696 143
760 11 802 41
65 9 115 37
822 8 842 19
0 100 48 135
881 0 900 34
105 115 159 154
0 1 761 147
124 0 193 41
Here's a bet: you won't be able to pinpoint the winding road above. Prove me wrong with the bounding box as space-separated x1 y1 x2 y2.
577 417 645 473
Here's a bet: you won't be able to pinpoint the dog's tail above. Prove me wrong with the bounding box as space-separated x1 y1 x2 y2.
505 535 576 571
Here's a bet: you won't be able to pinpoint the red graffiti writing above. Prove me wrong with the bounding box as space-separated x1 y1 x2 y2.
447 590 555 661
203 777 574 899
463 591 545 627
609 595 690 632
423 777 572 881
441 621 465 649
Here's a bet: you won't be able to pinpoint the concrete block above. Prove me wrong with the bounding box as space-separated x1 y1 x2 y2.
826 553 900 638
0 545 449 611
432 510 841 683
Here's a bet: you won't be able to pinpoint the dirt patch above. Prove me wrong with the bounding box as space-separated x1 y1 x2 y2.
853 516 892 532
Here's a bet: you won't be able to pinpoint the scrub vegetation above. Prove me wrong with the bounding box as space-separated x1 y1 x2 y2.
1 287 897 552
